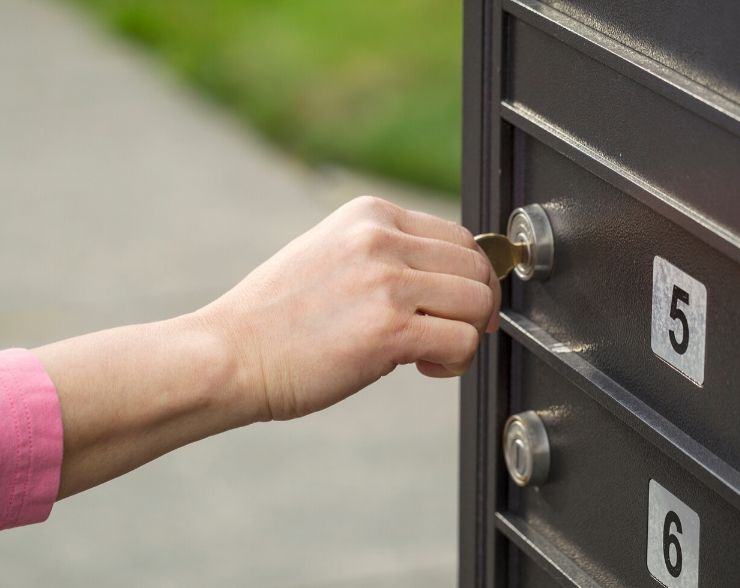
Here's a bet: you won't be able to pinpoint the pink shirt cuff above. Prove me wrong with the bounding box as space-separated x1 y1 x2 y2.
0 348 63 530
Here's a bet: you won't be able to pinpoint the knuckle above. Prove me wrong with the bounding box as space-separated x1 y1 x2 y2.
404 233 424 255
396 265 417 291
354 194 380 208
470 280 495 315
385 311 416 364
445 325 480 375
375 263 401 293
378 303 403 337
471 249 492 284
369 264 407 313
455 224 477 249
350 222 391 256
395 324 420 365
482 283 496 314
460 324 481 357
353 194 392 216
478 288 497 331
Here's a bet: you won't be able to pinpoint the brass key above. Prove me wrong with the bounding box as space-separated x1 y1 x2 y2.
475 233 529 280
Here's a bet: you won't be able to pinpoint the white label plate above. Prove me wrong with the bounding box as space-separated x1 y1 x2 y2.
651 256 707 385
647 480 700 588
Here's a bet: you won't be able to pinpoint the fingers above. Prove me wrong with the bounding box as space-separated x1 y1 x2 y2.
391 207 501 332
398 235 502 333
396 314 480 376
415 359 461 378
397 260 501 376
344 197 501 377
485 264 502 333
400 234 492 285
408 271 496 333
394 207 478 250
347 196 477 251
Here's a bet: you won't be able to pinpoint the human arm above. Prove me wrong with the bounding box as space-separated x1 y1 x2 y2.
33 196 501 500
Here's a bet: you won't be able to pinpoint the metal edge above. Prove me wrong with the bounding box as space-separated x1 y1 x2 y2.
500 311 740 511
460 0 517 585
502 0 740 135
459 0 492 586
495 512 604 588
484 3 515 587
500 102 740 265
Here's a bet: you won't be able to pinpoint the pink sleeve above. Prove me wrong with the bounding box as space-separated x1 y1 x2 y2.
0 348 63 530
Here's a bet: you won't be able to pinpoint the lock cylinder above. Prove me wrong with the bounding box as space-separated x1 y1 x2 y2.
506 204 554 281
503 410 551 487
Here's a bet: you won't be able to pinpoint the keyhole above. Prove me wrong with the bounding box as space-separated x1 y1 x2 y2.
513 438 528 476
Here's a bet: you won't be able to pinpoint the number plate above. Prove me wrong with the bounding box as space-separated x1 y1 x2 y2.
651 256 707 386
647 480 700 588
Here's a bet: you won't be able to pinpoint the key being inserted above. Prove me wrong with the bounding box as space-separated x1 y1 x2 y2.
475 204 555 281
475 234 529 280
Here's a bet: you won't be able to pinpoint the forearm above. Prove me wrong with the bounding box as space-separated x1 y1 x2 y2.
22 196 498 505
34 313 261 500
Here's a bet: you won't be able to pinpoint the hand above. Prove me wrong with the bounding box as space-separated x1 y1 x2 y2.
199 196 501 421
34 195 500 499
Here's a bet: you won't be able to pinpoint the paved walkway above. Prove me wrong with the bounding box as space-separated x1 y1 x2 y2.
0 1 460 587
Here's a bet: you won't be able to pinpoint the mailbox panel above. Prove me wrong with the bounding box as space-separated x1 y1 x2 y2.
535 0 740 100
506 18 740 237
459 0 740 586
510 134 740 471
512 347 740 587
519 552 564 587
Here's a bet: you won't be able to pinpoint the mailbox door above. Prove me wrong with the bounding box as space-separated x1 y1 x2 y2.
459 1 740 587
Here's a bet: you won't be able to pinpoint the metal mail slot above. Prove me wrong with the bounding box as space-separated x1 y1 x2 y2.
531 0 740 100
511 138 740 473
506 346 740 586
505 17 740 239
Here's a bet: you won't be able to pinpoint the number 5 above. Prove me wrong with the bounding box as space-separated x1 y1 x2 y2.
669 285 690 355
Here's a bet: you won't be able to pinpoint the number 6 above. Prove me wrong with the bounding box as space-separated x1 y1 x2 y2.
663 510 683 578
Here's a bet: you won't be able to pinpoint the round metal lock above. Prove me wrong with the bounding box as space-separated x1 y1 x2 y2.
506 204 554 281
503 410 550 487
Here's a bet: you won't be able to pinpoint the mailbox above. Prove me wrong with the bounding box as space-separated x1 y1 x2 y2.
458 0 740 586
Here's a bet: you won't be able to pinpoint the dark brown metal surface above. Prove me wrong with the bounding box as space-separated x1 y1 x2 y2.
460 0 740 585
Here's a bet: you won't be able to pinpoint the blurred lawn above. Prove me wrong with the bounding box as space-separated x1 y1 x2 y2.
68 0 462 194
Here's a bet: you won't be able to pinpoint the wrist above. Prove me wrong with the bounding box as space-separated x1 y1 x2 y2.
178 305 271 426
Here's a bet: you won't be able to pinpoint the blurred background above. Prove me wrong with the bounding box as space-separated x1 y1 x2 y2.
70 0 463 194
0 0 462 586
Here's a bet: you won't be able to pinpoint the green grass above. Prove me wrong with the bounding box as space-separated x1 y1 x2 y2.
68 0 462 194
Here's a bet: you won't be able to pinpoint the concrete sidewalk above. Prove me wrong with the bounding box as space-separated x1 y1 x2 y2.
0 1 460 587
